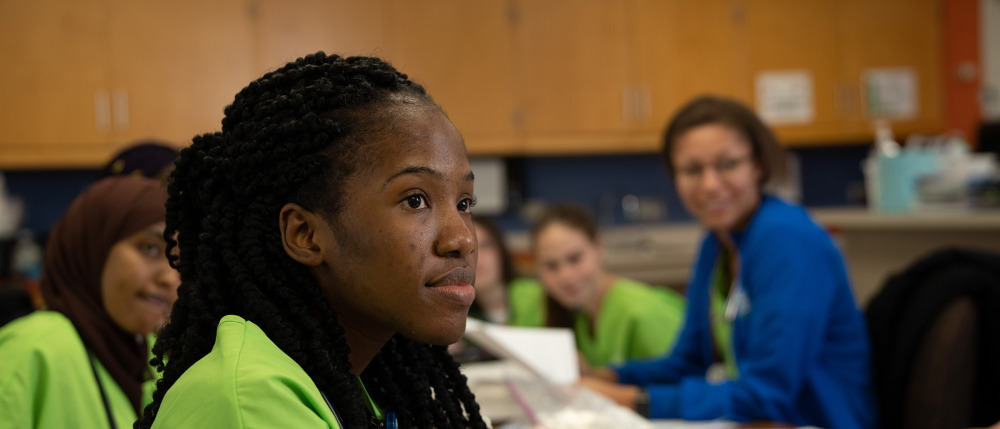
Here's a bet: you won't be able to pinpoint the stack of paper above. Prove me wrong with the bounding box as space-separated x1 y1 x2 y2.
463 318 579 385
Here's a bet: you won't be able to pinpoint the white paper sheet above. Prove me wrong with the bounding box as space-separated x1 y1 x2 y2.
464 318 579 385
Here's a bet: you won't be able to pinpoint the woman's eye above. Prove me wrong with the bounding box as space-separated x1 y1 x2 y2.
138 243 161 257
457 196 477 213
404 194 428 209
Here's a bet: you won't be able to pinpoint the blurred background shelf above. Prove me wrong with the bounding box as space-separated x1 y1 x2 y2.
812 207 1000 306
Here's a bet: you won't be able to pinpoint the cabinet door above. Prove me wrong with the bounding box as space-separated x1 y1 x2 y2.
252 0 391 73
632 0 741 141
513 0 632 153
839 0 944 137
736 0 844 145
387 0 519 155
0 0 114 168
107 0 256 148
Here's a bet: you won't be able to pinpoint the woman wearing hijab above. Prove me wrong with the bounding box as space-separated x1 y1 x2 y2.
95 140 180 181
0 175 179 428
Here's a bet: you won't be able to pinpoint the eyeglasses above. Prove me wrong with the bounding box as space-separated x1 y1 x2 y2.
675 154 754 179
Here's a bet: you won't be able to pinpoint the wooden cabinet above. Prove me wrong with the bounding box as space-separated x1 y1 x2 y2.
512 0 634 153
0 0 254 169
733 0 944 145
107 0 255 148
0 0 114 168
247 0 519 155
838 0 944 138
506 0 944 153
734 0 845 144
632 0 742 143
0 0 948 167
387 0 520 155
251 0 391 74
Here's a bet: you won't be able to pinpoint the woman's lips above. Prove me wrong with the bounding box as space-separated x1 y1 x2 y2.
428 284 476 307
138 293 172 310
427 270 476 306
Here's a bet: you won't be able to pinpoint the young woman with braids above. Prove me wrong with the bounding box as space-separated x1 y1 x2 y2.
138 52 487 429
0 176 178 428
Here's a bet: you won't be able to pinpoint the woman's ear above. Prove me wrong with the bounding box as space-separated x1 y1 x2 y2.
279 203 327 267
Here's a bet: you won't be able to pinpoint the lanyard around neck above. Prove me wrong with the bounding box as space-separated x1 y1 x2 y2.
320 381 398 429
86 352 119 429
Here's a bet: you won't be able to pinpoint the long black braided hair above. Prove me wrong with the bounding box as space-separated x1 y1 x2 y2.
137 52 486 429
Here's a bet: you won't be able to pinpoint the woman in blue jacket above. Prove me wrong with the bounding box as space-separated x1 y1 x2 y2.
581 96 876 428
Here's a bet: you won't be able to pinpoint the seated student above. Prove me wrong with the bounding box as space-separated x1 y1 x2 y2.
530 203 685 368
137 53 487 428
0 176 178 428
468 215 544 327
579 96 875 428
0 141 180 331
451 216 544 363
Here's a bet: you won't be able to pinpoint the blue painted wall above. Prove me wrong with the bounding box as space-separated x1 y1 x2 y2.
489 144 871 231
3 144 871 236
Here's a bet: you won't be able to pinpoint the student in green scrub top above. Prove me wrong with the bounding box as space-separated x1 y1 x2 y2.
451 216 544 362
530 204 686 368
137 52 487 429
0 176 179 429
468 216 544 327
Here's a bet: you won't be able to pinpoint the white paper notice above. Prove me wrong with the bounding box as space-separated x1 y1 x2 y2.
864 67 918 120
755 70 815 125
464 318 579 385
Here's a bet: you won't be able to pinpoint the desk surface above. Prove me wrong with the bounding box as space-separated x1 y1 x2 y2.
811 207 1000 230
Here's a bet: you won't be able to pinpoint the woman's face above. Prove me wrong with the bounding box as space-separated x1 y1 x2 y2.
101 222 180 335
534 222 603 311
672 123 763 233
473 223 502 292
316 104 477 346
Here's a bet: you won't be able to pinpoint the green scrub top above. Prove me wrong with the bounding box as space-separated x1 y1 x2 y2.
151 315 384 429
507 277 546 327
0 311 139 429
574 278 686 367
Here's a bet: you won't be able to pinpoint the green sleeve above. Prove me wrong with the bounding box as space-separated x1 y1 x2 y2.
0 311 137 429
578 279 686 367
152 316 339 429
507 278 546 327
625 287 686 359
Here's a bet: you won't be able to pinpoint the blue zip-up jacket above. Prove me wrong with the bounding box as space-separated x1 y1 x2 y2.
613 196 876 428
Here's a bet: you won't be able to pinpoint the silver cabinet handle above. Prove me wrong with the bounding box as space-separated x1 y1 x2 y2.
94 89 111 134
112 88 129 133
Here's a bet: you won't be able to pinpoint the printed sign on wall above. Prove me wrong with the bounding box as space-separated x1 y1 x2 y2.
863 67 918 120
755 70 815 125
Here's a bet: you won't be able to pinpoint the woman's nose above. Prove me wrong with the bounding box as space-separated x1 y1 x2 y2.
156 258 181 291
699 167 724 190
434 211 476 259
